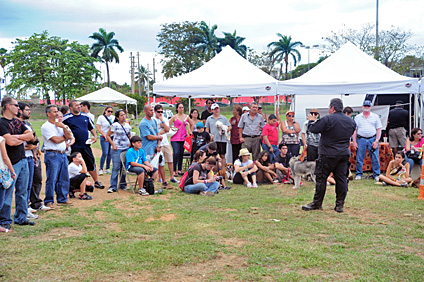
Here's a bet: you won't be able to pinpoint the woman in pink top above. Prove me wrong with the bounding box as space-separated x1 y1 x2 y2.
404 127 424 172
169 103 194 176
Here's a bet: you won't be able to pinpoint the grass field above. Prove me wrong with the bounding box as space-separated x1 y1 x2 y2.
2 110 423 281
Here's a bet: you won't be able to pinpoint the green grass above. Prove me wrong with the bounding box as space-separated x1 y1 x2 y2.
1 179 424 281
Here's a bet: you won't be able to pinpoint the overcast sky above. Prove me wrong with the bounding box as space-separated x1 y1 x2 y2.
1 0 424 86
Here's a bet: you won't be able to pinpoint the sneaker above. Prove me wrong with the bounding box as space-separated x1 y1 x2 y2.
28 207 37 214
45 202 55 209
155 188 164 194
27 212 39 220
247 182 252 188
95 181 105 189
69 191 76 198
400 183 408 187
79 193 93 200
98 169 104 176
252 183 258 188
170 177 179 184
57 201 73 206
283 179 291 184
119 186 129 191
355 175 362 180
105 169 112 174
38 204 52 211
224 186 232 190
374 176 380 182
107 187 117 193
138 188 149 196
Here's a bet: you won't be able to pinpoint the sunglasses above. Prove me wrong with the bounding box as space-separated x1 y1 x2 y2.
107 110 113 113
8 104 19 107
287 115 294 117
156 111 163 113
310 112 319 116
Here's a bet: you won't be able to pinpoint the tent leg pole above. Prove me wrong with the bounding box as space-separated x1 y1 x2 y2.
189 97 191 112
136 104 139 135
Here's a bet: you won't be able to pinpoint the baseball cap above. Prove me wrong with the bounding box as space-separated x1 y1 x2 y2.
242 106 250 112
196 122 204 128
211 103 219 110
363 100 372 107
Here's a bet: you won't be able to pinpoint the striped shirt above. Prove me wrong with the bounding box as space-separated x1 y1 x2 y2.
354 112 382 138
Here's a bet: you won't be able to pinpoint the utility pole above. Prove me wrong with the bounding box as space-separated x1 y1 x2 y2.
153 57 156 83
147 64 150 104
376 0 379 60
130 52 135 94
137 52 141 96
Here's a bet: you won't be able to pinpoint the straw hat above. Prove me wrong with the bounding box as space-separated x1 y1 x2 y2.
239 148 250 157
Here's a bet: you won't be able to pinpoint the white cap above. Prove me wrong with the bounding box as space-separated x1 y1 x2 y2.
242 106 250 112
211 103 220 110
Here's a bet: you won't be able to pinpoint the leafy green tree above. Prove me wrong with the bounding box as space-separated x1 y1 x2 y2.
218 30 247 58
194 21 219 61
135 64 152 93
157 21 205 78
6 31 100 103
89 28 124 87
267 34 302 80
0 48 7 91
125 93 147 119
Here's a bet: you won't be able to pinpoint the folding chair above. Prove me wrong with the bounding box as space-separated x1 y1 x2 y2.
118 151 137 194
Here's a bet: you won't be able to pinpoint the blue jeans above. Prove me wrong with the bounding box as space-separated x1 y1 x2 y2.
0 185 5 218
184 181 219 194
110 148 128 191
0 158 29 225
128 166 158 177
44 151 69 204
171 141 184 172
404 154 423 174
356 136 381 178
100 136 112 170
26 156 34 205
261 143 279 163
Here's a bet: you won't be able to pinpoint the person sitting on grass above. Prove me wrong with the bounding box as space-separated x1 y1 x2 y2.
126 136 158 196
183 157 220 196
255 150 279 184
197 142 228 189
68 152 93 200
233 148 258 187
377 151 412 187
190 150 207 169
274 143 292 184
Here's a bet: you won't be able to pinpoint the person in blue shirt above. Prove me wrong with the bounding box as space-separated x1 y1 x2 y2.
139 105 162 160
126 136 158 196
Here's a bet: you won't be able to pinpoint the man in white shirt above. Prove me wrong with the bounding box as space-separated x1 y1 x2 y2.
41 105 73 208
153 104 179 185
352 100 382 181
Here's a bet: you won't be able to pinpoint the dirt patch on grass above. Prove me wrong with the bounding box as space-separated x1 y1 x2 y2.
145 213 177 222
37 227 85 241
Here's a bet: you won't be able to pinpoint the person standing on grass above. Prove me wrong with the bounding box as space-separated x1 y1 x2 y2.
301 108 321 162
238 102 265 161
153 104 179 185
126 136 158 196
230 105 242 164
96 106 115 175
201 99 214 124
42 105 74 209
387 100 409 155
352 100 382 181
302 98 356 213
189 109 200 134
281 110 301 157
106 109 131 193
262 113 280 163
0 97 37 229
63 100 105 189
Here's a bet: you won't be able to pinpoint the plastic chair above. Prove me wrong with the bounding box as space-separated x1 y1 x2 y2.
118 151 137 194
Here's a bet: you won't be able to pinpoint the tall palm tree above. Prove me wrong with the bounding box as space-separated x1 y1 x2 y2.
194 21 219 61
218 30 247 58
134 64 151 93
267 34 302 80
89 28 124 87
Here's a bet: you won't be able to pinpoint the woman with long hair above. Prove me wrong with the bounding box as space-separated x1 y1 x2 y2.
230 105 242 164
106 109 131 193
404 127 424 172
255 150 278 183
281 110 301 156
183 157 220 196
189 109 200 133
378 151 412 187
169 103 194 176
96 106 115 175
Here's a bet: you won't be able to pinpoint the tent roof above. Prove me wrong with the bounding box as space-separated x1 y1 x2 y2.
153 46 278 98
277 42 419 95
76 87 137 105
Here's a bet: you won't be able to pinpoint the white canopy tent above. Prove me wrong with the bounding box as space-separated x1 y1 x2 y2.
76 87 139 131
153 46 278 100
277 42 421 127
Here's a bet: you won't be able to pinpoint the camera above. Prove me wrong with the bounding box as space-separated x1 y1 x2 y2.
216 176 224 181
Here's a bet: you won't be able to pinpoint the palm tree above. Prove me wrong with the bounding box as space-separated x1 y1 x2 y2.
218 30 247 58
134 64 151 94
194 21 219 61
267 34 302 80
0 48 7 88
89 28 124 87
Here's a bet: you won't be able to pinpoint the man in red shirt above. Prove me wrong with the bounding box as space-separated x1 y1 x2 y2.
262 114 280 163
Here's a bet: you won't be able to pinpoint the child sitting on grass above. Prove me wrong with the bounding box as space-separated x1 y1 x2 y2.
126 136 158 196
68 152 93 200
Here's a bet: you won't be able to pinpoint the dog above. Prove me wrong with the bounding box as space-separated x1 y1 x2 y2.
289 156 316 189
226 163 234 181
215 120 230 140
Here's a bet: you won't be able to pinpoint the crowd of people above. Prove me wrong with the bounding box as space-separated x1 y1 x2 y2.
0 96 418 233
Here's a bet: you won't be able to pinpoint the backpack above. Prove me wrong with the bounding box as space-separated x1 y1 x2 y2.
144 177 155 195
179 171 189 191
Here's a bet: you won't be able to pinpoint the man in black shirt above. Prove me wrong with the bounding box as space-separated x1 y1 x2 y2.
302 98 356 213
0 97 36 229
387 100 409 155
191 122 210 162
201 99 214 123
